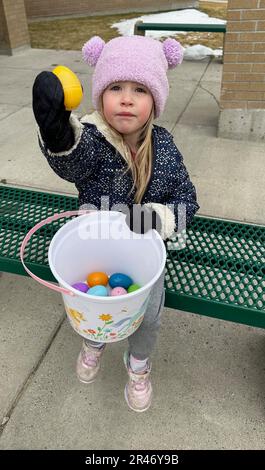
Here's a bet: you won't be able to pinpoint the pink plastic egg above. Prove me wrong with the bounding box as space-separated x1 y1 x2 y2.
110 286 127 296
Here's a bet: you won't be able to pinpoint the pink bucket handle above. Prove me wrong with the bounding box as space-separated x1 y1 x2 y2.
20 209 92 296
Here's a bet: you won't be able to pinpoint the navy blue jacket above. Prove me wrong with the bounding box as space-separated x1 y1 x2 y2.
39 114 199 239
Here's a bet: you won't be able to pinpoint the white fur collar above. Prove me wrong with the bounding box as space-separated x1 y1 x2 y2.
81 111 131 162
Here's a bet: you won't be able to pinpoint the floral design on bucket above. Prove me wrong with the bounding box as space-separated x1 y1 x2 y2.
99 313 113 322
64 295 150 342
82 311 145 341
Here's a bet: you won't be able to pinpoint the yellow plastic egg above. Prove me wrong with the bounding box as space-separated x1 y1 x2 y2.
52 65 83 110
87 272 109 288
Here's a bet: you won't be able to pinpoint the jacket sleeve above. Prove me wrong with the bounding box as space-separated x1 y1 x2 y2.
145 134 199 240
38 114 97 183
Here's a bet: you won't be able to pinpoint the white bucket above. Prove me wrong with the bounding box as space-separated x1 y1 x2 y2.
21 210 166 343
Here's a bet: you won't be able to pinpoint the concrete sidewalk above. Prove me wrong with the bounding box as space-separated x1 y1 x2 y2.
0 48 264 450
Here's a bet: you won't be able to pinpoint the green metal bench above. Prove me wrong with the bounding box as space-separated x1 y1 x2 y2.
134 21 226 54
134 21 226 35
1 184 265 328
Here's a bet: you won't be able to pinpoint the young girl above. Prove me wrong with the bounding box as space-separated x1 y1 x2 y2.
32 35 199 413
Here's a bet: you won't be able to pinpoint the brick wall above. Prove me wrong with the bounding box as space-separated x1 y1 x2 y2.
25 0 197 19
0 0 30 54
0 1 7 47
219 0 265 141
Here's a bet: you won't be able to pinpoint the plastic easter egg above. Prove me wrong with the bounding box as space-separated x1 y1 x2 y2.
52 65 83 110
71 282 89 293
110 287 127 297
127 283 141 293
87 285 108 297
87 271 109 287
109 273 133 289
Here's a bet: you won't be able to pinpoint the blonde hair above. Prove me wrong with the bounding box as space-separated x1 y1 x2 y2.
100 101 154 204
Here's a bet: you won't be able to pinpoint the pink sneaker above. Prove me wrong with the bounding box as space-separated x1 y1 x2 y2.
123 351 153 412
76 341 105 384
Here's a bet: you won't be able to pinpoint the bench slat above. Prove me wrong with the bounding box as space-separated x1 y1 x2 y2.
135 22 226 33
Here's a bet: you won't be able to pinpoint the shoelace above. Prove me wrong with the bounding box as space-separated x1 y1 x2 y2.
82 351 98 368
132 378 149 392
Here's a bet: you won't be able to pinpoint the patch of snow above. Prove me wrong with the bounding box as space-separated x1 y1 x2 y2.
111 9 225 58
112 9 226 38
184 44 223 60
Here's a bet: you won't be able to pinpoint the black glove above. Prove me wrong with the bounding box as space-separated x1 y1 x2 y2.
32 71 74 152
125 205 162 235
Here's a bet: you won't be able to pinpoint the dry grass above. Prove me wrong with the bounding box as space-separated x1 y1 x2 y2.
28 1 227 51
29 12 141 50
167 1 227 49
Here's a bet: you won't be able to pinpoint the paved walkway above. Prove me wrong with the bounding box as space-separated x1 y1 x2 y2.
0 48 264 450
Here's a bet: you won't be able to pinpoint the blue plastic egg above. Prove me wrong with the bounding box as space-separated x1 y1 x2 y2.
87 285 108 297
109 273 133 289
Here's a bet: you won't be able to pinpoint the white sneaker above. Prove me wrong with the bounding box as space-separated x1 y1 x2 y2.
123 351 153 412
76 341 105 384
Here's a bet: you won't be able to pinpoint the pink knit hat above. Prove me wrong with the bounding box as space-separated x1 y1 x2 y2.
82 35 183 118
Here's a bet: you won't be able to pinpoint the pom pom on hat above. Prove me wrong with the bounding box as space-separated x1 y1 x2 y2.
163 38 184 68
82 36 105 66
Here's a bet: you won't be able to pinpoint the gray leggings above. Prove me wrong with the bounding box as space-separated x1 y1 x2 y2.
85 269 165 360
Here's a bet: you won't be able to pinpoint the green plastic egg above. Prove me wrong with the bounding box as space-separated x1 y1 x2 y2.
127 283 141 293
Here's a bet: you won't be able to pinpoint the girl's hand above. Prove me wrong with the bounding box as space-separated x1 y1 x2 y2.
32 72 67 131
32 71 74 152
125 205 162 235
